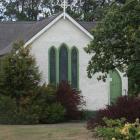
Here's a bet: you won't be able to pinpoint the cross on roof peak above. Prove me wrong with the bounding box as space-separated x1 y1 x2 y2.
60 0 70 19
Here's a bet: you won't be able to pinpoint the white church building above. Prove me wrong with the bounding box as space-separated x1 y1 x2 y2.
0 11 128 110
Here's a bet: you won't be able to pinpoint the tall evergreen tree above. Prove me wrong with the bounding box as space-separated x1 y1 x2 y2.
0 41 41 112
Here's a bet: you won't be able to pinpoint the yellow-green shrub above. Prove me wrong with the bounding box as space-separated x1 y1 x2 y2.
94 118 140 140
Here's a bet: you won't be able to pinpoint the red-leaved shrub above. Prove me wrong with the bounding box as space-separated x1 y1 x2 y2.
87 96 140 129
56 81 85 120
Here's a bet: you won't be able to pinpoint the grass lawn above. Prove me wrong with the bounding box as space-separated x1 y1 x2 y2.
0 122 95 140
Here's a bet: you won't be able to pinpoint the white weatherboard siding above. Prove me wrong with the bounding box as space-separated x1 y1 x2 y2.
30 17 127 110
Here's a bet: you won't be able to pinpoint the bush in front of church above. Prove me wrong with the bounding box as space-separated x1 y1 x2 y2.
87 96 140 129
31 84 66 124
33 82 85 123
0 85 66 124
0 94 40 124
0 82 85 124
40 103 66 124
56 81 85 120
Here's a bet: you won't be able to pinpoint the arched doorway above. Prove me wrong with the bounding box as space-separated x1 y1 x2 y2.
110 70 122 103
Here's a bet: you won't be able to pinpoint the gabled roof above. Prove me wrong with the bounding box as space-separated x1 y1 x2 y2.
0 13 95 56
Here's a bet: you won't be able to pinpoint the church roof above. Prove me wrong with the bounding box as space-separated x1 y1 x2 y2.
0 13 96 56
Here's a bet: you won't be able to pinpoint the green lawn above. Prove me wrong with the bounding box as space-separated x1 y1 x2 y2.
0 123 94 140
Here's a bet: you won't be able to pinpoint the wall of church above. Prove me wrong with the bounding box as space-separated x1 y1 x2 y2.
30 17 128 110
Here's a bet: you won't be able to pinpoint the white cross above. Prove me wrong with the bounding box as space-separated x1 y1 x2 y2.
60 0 69 19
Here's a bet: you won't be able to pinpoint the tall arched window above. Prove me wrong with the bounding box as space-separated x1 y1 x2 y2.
59 44 68 82
71 47 78 89
49 47 56 84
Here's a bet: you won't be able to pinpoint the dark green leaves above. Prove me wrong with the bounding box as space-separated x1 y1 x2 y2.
85 0 140 94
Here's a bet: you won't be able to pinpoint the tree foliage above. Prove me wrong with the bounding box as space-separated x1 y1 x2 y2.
1 0 44 21
82 0 110 21
0 0 111 21
0 41 41 112
85 0 140 94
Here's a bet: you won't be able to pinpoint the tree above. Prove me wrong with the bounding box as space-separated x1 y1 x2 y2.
0 0 4 20
85 0 140 95
1 0 43 21
128 56 140 95
0 0 110 21
0 41 41 112
82 0 110 21
66 0 111 21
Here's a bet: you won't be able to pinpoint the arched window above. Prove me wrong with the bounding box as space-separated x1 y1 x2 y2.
71 47 78 88
49 47 56 84
59 44 68 82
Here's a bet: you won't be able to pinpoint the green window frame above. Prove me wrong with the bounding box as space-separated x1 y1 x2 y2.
71 47 79 89
59 44 69 82
48 47 57 85
48 44 79 89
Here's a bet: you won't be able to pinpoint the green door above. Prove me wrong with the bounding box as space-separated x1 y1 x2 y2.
110 70 122 103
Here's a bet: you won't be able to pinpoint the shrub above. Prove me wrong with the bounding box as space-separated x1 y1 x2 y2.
87 96 140 129
31 84 66 123
0 95 16 124
40 103 66 124
35 82 85 122
0 81 85 124
0 95 39 124
56 81 85 120
34 84 57 106
11 109 40 125
95 118 126 140
94 118 140 140
29 84 56 123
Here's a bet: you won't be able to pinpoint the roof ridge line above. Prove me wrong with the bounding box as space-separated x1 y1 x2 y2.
0 21 36 24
